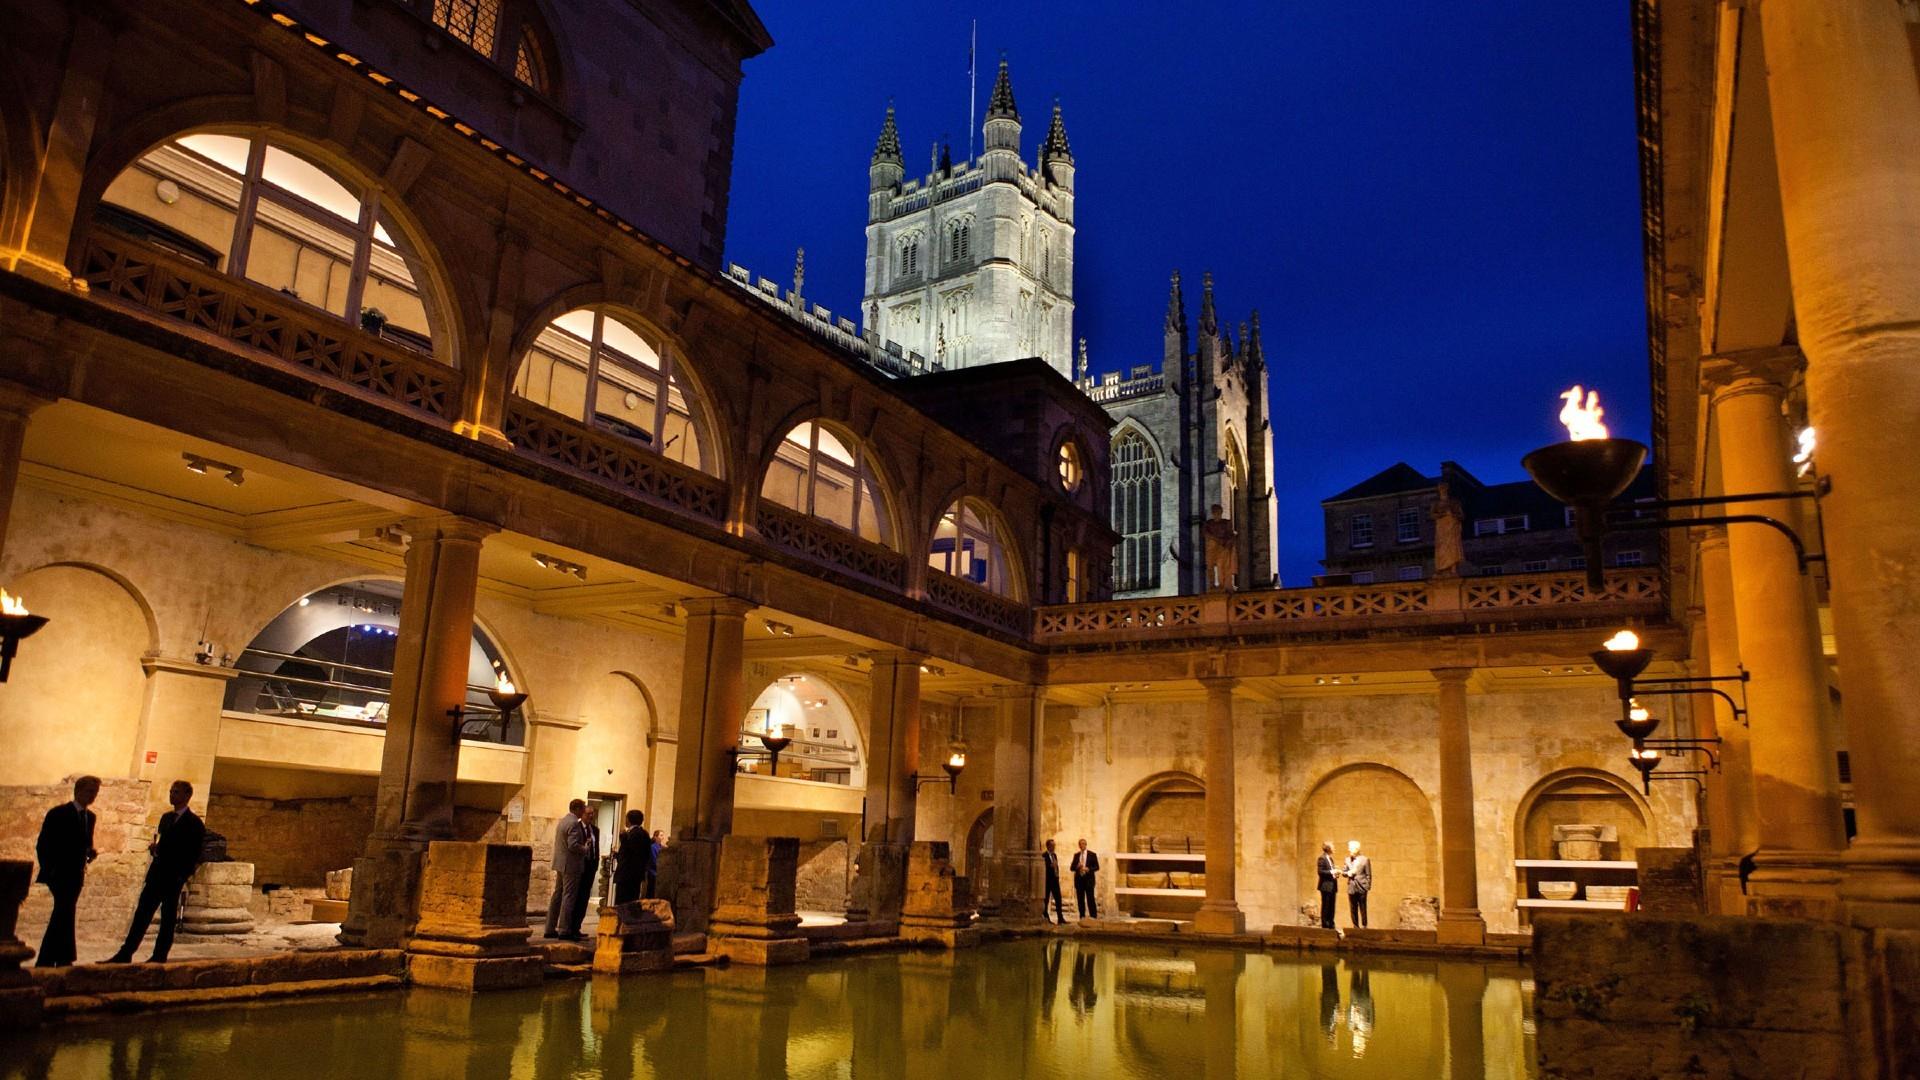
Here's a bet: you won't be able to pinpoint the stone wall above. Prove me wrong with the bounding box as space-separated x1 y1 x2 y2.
0 776 151 948
794 839 850 912
206 793 374 888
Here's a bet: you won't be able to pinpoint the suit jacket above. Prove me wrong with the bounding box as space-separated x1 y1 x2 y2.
149 808 206 885
1070 849 1099 877
551 815 589 875
1316 853 1338 894
1042 850 1061 881
1344 854 1373 895
612 826 654 885
35 803 96 889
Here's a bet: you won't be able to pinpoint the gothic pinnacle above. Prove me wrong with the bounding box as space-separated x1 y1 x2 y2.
1043 99 1073 162
1199 271 1218 335
871 101 902 165
1247 310 1265 366
1166 270 1187 333
987 56 1019 122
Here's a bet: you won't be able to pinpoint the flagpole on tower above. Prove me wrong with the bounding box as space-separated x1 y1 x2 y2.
967 19 976 164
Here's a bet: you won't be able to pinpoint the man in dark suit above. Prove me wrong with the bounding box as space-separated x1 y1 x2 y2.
1041 838 1066 924
612 810 652 906
567 816 602 938
106 780 206 964
1070 838 1100 920
543 799 589 940
34 775 101 967
1316 841 1339 929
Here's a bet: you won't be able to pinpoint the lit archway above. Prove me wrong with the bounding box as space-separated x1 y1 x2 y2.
929 496 1024 599
736 672 866 788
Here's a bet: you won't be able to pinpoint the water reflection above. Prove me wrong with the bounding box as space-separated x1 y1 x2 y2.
0 940 1537 1079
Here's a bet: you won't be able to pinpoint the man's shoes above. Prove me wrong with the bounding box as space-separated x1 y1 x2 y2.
147 956 168 964
99 954 131 965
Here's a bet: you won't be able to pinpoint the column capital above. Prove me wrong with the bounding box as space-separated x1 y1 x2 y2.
1431 666 1474 688
680 596 756 619
868 649 928 668
1701 347 1802 399
402 514 498 545
1197 674 1239 693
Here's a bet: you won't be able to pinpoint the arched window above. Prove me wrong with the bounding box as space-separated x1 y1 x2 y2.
762 422 892 544
224 581 522 745
513 27 551 94
946 219 971 264
1039 234 1051 285
1112 430 1163 592
514 308 710 473
1057 437 1084 493
433 0 501 55
427 0 557 96
98 132 440 353
898 235 920 277
930 498 1015 597
737 673 865 788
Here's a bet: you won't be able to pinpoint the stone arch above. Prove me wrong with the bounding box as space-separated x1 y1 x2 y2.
506 294 729 478
1514 767 1653 863
1118 770 1206 853
74 108 468 368
964 806 994 891
0 562 158 785
1296 763 1439 928
926 495 1029 601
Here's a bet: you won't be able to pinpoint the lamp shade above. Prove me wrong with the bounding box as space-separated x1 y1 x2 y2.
1522 438 1649 508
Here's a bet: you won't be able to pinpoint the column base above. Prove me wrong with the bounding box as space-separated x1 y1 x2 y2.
1436 910 1487 946
1192 903 1246 936
847 841 909 928
657 838 721 934
1840 838 1920 930
339 835 433 949
1711 856 1751 916
1747 848 1843 920
593 900 675 975
989 852 1045 922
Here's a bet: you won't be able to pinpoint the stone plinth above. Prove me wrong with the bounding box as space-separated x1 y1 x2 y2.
593 899 674 975
900 841 980 948
845 840 908 934
0 860 43 1028
1396 894 1440 931
405 842 542 991
1635 847 1705 914
324 867 352 901
658 837 720 935
180 861 254 936
708 836 807 966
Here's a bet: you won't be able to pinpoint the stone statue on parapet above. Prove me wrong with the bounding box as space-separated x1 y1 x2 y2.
1431 481 1465 578
1203 503 1238 592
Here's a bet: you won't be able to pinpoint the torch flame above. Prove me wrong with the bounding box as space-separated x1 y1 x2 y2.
1603 629 1641 652
947 751 967 769
495 673 516 695
0 589 26 616
1558 386 1609 441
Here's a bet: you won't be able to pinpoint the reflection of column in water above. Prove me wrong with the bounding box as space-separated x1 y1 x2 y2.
1041 938 1064 1024
590 971 671 1080
1346 966 1374 1058
1439 963 1489 1080
1069 947 1099 1016
1319 962 1341 1044
1194 950 1243 1080
401 985 551 1078
850 953 907 1079
707 964 800 1077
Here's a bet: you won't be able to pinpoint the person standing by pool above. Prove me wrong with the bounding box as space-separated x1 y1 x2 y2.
1041 838 1066 924
648 830 666 898
104 779 204 964
568 816 602 937
1343 839 1372 928
612 810 651 905
1316 841 1339 929
33 775 100 967
1070 838 1100 920
544 799 589 940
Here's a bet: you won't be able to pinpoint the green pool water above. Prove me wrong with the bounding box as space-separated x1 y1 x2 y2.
2 939 1537 1079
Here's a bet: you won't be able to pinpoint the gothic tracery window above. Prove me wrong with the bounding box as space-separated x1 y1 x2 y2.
513 27 550 94
898 235 920 277
425 0 555 96
947 219 971 264
1112 430 1163 592
514 308 710 473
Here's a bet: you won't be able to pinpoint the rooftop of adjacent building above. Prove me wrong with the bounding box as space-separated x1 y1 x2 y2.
1322 460 1659 524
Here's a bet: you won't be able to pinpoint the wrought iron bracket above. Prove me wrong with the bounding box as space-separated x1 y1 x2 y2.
1629 669 1751 728
1643 769 1710 795
1636 738 1721 769
1607 486 1828 571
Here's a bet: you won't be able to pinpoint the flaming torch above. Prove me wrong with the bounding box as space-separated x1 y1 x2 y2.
1522 386 1649 588
0 589 48 683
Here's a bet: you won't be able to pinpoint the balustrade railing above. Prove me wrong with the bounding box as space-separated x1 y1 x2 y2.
924 570 1031 637
754 500 909 588
80 228 461 422
1036 568 1662 642
502 398 727 522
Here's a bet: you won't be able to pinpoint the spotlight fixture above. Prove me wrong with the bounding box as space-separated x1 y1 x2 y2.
763 620 796 637
531 552 588 581
182 452 245 486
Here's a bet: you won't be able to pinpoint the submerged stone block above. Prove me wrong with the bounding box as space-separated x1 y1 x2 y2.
406 842 540 992
709 837 807 967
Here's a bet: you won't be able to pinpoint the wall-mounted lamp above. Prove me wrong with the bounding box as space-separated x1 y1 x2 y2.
450 673 528 744
759 725 794 775
913 748 967 793
1522 386 1825 589
0 589 48 683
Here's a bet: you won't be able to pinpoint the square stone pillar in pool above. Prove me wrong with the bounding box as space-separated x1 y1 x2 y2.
708 836 808 966
406 842 543 991
846 840 908 935
594 899 675 975
901 841 980 948
0 860 43 1028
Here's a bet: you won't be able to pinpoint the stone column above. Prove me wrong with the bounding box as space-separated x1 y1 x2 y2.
660 596 751 933
707 836 807 966
989 684 1044 919
1758 0 1920 929
848 652 922 929
1193 676 1245 935
1433 667 1485 944
407 842 542 991
1705 357 1843 916
340 515 495 948
1698 528 1759 915
0 384 50 570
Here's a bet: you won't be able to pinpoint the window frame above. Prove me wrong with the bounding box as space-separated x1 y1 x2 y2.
1395 507 1420 544
929 498 1016 597
1110 430 1164 592
1349 513 1375 549
763 422 893 545
515 308 711 473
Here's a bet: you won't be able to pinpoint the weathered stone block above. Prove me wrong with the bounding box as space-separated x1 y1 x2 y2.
846 841 908 929
1634 847 1704 914
324 867 353 901
593 899 674 975
0 859 41 1028
709 837 806 967
900 841 979 948
1396 894 1439 930
404 842 539 992
407 952 545 991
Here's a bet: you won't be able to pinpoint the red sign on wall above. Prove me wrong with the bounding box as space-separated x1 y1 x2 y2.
145 751 158 764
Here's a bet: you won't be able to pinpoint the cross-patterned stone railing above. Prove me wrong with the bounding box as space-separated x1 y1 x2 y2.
1034 568 1663 645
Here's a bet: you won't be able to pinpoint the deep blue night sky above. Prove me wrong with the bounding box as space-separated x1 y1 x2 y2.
722 2 1651 585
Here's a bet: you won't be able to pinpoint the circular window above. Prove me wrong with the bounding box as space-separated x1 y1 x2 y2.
1058 438 1084 493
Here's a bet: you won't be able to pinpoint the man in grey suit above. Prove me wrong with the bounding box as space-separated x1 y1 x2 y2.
543 798 590 940
1342 839 1373 928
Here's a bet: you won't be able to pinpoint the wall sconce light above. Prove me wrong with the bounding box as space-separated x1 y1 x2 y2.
1628 745 1708 795
759 724 794 775
450 672 528 744
182 452 245 486
0 589 49 683
1593 627 1750 729
1522 386 1824 588
913 747 966 793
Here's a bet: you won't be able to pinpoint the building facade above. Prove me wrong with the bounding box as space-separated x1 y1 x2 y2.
1320 461 1660 583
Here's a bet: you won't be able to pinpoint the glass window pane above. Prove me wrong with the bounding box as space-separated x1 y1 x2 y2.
599 317 659 369
261 146 362 226
815 428 855 466
245 219 354 316
177 133 252 177
762 449 807 511
813 462 856 530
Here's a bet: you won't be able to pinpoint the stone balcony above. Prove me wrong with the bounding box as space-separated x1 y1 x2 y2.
1034 568 1664 648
